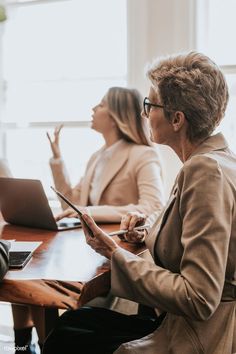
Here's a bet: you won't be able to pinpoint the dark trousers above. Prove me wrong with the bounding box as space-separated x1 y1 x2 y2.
43 306 163 354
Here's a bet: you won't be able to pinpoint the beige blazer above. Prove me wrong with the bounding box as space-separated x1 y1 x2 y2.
111 133 236 354
50 141 165 222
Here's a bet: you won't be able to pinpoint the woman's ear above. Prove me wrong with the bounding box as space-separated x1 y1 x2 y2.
111 119 118 128
171 111 186 132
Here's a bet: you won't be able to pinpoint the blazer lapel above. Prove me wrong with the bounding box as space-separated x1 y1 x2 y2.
146 184 178 259
93 141 131 205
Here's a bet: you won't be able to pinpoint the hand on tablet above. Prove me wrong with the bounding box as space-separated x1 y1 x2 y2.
81 214 119 260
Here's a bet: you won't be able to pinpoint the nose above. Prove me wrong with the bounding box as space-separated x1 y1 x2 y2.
92 104 98 112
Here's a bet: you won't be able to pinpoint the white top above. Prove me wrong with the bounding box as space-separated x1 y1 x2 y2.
89 140 123 205
0 159 12 177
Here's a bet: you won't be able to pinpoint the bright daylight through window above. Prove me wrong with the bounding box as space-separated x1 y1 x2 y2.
0 0 127 196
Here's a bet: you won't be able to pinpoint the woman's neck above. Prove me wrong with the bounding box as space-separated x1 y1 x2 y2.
171 136 205 163
103 131 121 147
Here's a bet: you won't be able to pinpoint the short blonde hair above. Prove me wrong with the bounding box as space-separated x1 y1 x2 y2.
104 87 150 146
146 52 229 142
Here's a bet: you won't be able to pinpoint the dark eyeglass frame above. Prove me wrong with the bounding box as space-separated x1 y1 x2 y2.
143 97 164 117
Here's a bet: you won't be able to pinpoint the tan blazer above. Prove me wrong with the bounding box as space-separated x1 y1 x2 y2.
50 141 165 222
112 133 236 354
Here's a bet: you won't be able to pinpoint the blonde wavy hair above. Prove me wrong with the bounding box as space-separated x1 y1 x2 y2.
146 52 229 142
104 87 150 146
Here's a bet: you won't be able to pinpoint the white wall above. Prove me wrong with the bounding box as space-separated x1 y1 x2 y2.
127 0 195 196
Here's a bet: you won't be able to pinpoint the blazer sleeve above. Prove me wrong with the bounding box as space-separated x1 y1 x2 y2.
0 240 10 280
87 148 166 222
49 158 83 210
50 148 102 210
111 156 233 320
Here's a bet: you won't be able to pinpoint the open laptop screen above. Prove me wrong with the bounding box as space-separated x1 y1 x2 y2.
0 177 80 231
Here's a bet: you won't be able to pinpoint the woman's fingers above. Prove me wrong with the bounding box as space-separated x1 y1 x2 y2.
55 206 88 222
82 214 102 237
120 212 146 231
47 125 63 148
46 132 52 144
54 208 76 221
80 217 93 239
120 213 132 230
54 124 63 138
58 124 64 133
81 214 119 259
120 212 147 244
47 128 61 158
124 230 146 244
129 215 145 230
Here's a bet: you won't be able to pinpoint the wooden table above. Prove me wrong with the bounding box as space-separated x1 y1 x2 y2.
0 222 146 334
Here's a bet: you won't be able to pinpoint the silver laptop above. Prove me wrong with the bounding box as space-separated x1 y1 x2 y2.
0 177 81 231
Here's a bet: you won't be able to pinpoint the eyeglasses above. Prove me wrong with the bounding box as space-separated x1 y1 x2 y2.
143 97 164 117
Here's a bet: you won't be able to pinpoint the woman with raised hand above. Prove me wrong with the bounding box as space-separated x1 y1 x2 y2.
44 52 236 354
47 87 165 223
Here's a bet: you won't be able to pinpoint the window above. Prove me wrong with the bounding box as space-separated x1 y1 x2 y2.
1 0 127 196
196 0 236 153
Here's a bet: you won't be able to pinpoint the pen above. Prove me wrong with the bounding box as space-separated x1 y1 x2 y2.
108 224 150 236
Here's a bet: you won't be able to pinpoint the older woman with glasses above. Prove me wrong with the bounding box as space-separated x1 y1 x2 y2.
43 51 236 354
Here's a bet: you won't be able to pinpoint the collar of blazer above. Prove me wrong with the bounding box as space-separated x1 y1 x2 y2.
188 132 228 159
80 140 132 206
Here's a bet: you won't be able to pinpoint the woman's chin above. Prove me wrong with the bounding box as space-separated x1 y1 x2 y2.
91 125 100 133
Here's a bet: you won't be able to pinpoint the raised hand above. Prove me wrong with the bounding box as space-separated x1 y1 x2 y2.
120 212 147 243
46 124 64 159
